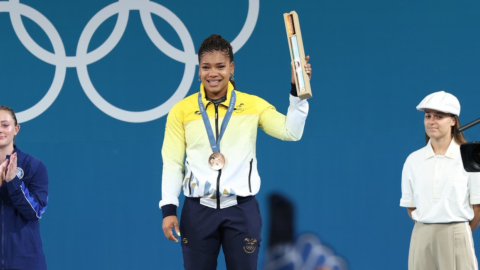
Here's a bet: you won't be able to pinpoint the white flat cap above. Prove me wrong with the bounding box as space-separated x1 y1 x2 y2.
416 91 461 116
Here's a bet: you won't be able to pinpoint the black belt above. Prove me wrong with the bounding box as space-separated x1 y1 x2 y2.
186 195 254 204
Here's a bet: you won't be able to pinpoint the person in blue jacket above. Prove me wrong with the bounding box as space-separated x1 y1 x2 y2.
0 105 48 270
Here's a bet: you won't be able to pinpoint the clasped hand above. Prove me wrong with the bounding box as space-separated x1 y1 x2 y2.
0 153 18 186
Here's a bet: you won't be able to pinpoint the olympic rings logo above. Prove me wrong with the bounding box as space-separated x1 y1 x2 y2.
0 0 259 123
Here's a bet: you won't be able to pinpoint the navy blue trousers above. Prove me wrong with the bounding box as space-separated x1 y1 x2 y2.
180 196 262 270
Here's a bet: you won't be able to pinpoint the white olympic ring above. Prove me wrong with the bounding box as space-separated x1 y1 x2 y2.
0 0 259 123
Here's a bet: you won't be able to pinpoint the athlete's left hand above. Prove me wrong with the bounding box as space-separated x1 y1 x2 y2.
5 152 17 182
291 55 312 84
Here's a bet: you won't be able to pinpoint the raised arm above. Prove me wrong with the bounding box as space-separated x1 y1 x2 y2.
259 56 312 141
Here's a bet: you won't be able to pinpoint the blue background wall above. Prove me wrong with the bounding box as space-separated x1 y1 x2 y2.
2 0 480 269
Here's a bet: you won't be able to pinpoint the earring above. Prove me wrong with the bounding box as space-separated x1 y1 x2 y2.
230 73 234 80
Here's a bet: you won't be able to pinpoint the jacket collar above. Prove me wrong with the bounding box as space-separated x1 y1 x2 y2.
5 145 20 161
425 139 458 160
199 82 235 108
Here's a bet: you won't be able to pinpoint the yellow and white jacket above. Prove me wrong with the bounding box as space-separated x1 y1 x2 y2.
160 82 309 210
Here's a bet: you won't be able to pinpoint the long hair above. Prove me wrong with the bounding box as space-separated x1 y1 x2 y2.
425 115 466 145
198 34 236 89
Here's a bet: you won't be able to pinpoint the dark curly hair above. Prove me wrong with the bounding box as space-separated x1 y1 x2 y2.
198 34 236 88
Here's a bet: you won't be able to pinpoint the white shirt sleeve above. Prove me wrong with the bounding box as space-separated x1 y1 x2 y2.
468 172 480 205
400 157 416 208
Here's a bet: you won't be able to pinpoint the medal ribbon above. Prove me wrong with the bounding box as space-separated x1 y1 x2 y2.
198 90 236 153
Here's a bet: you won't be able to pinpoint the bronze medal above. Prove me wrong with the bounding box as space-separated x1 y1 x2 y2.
198 90 236 171
209 152 226 170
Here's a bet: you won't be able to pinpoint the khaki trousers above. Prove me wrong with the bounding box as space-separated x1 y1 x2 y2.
409 222 478 270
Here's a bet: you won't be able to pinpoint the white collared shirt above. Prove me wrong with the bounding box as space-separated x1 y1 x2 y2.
400 139 480 223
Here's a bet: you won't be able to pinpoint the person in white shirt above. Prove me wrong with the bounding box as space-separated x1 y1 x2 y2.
400 91 480 270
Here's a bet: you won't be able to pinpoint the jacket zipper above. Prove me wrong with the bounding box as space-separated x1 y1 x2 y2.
214 104 221 209
1 188 4 269
188 171 193 195
2 155 12 268
216 170 222 209
248 159 253 193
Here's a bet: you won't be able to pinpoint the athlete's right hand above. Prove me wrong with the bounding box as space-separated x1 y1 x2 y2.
162 216 180 242
0 160 7 185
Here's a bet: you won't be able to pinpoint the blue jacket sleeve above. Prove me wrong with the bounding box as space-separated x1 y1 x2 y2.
6 161 49 220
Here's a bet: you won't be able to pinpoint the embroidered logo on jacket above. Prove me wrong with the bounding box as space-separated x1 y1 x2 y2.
243 238 258 253
15 167 24 179
234 103 245 113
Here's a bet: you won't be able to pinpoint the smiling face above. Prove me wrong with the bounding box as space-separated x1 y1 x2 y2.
424 109 455 141
0 110 20 151
199 50 234 99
